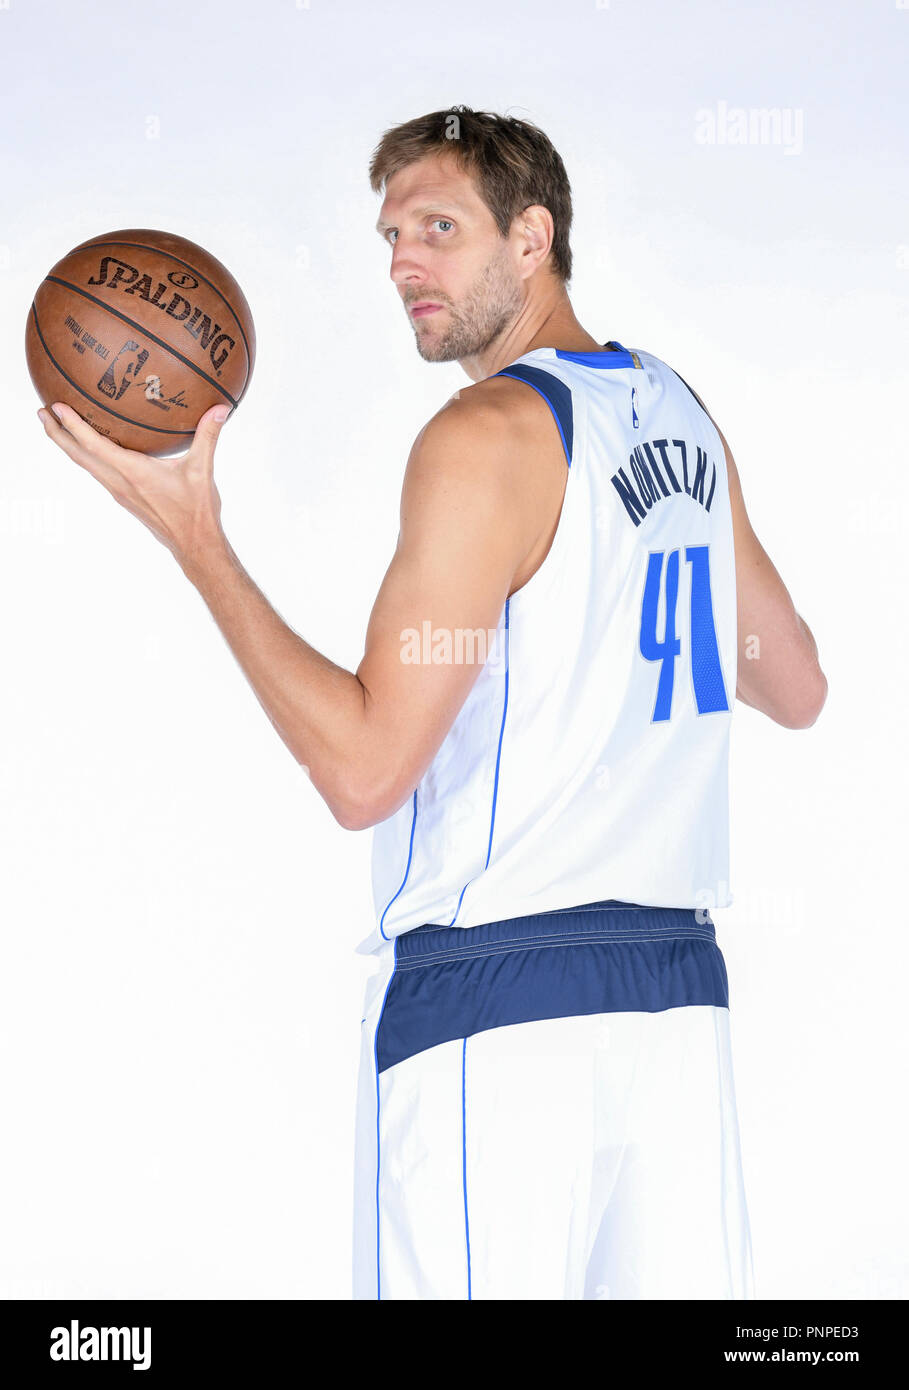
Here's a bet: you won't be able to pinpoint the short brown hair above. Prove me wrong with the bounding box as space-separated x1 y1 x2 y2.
368 106 574 284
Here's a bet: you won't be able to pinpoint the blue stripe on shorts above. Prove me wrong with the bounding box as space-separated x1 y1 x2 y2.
375 898 729 1074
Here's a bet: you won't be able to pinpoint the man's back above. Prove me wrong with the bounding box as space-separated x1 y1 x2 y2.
353 329 820 1299
364 340 737 946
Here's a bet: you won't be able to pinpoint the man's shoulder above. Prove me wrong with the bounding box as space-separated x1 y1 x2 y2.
420 371 568 458
444 369 555 418
401 373 565 538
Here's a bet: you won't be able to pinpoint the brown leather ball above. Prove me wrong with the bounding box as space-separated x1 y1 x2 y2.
26 228 255 456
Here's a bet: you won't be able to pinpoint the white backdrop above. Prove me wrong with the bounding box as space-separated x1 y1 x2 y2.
0 0 906 1300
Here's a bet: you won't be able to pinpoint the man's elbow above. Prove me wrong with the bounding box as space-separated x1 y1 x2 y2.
330 771 410 832
736 667 829 729
779 670 829 730
330 784 378 833
327 796 366 832
303 764 375 833
796 673 829 729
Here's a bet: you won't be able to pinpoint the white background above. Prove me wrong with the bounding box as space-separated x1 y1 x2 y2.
0 0 906 1299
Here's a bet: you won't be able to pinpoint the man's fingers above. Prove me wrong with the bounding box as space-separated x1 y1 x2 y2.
43 401 134 464
38 406 135 496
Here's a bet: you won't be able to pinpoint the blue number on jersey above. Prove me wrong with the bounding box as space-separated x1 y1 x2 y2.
640 546 729 721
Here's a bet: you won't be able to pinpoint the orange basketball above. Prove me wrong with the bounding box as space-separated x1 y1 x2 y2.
26 228 255 457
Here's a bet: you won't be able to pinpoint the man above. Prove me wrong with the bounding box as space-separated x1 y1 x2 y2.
39 106 827 1301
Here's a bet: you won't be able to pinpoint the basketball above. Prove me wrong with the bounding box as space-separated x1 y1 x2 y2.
26 228 255 457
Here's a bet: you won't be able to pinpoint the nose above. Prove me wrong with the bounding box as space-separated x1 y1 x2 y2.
389 236 429 291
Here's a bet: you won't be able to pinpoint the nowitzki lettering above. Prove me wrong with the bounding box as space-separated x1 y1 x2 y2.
49 1319 151 1371
611 437 718 527
86 256 236 374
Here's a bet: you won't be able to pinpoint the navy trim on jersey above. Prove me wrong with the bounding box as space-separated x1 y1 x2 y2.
555 340 642 370
375 899 728 1073
669 365 711 417
492 364 574 466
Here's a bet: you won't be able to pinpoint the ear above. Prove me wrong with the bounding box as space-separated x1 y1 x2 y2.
515 204 554 278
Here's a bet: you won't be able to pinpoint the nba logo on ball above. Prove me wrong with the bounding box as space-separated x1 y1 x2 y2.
25 228 256 457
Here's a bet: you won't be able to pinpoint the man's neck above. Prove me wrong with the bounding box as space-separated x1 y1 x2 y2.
459 291 609 382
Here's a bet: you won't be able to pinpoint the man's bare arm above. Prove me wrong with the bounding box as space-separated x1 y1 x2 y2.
700 405 828 729
178 538 372 825
351 383 547 827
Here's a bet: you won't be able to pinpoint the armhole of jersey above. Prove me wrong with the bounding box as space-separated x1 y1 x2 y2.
666 363 730 497
492 363 574 468
668 364 711 419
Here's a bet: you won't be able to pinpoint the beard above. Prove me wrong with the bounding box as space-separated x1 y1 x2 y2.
410 245 524 362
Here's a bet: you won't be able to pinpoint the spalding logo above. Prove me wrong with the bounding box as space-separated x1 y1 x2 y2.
86 256 236 375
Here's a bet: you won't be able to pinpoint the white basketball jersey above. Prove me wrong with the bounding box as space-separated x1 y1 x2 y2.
360 342 737 952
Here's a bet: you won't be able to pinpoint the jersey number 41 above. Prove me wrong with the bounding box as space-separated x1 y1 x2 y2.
640 545 730 722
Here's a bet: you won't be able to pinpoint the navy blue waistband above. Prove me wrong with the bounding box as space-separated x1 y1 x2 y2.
376 899 726 1074
393 898 715 968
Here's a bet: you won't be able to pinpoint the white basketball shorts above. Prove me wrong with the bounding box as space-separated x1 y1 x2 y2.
353 899 754 1300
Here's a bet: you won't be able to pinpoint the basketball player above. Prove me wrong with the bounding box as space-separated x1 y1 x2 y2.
38 107 827 1301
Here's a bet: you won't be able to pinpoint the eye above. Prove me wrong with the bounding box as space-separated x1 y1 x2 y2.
384 218 454 246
